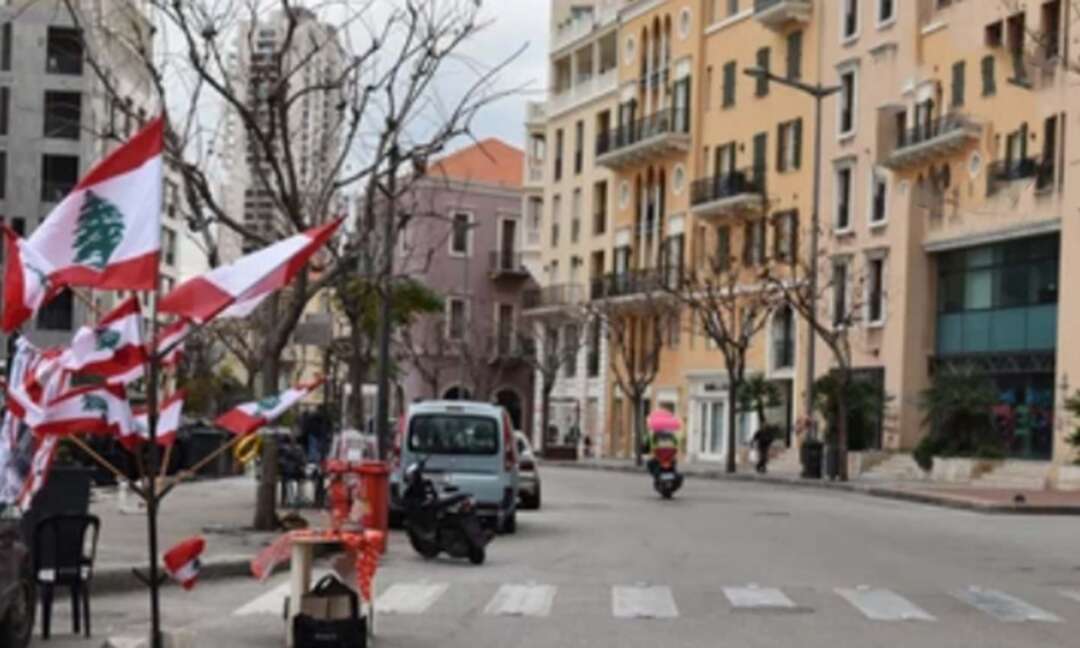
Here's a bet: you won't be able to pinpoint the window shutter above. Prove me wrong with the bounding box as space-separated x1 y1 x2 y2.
793 119 803 169
772 214 782 260
787 30 803 80
756 47 770 97
951 61 966 107
789 212 799 264
1020 122 1029 159
776 124 786 172
982 55 996 96
743 222 753 265
723 61 736 107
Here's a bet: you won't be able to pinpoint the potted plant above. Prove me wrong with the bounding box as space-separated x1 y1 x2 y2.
737 375 783 469
914 369 999 473
813 374 885 480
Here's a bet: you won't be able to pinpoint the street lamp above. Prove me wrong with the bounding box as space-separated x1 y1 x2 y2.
743 67 841 453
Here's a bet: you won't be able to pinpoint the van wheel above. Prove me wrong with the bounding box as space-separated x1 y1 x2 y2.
501 511 517 534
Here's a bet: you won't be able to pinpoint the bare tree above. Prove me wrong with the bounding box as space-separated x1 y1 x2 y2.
64 0 524 528
667 216 782 474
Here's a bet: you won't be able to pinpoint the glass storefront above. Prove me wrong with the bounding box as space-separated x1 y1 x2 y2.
935 234 1059 460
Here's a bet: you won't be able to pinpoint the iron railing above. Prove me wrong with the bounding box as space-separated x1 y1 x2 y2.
595 106 690 157
590 267 684 299
523 284 585 309
896 114 975 150
489 250 528 275
690 168 766 207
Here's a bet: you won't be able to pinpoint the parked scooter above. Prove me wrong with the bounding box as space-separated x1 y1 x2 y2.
401 459 492 564
646 410 684 499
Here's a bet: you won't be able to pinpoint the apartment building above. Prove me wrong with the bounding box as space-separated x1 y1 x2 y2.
523 0 621 453
0 0 183 358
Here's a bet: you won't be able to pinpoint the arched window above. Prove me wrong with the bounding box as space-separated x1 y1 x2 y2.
771 306 795 371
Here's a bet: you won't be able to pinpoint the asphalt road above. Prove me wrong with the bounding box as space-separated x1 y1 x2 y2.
33 466 1080 647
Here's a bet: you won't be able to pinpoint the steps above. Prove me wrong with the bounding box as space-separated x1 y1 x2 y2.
768 446 802 475
860 453 928 482
971 460 1051 491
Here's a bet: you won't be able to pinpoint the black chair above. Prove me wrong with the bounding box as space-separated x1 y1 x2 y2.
33 514 100 639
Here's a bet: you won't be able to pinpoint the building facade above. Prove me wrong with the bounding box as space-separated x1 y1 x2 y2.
398 139 536 434
527 0 1080 473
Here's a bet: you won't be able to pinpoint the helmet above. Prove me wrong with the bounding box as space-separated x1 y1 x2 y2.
404 462 422 484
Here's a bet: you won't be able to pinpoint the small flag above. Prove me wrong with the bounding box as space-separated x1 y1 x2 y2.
61 296 147 384
214 379 323 436
157 319 191 368
158 219 342 324
2 227 58 333
163 536 206 590
31 384 133 439
123 391 185 450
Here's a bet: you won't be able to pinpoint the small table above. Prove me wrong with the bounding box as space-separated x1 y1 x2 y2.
287 534 376 647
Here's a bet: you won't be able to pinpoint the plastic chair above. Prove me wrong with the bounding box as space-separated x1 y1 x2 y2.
33 514 100 639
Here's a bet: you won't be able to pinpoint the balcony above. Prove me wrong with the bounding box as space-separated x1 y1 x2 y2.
987 158 1056 196
884 114 981 170
489 334 535 364
489 250 530 280
525 101 547 126
551 3 618 53
525 160 544 185
690 169 766 219
595 107 691 170
548 67 618 117
590 268 683 301
753 0 812 30
523 283 585 313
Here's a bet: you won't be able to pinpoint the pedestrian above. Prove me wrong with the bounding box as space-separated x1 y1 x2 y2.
749 426 775 474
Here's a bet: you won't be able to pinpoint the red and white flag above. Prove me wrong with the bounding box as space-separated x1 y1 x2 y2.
159 219 342 324
215 379 323 436
15 435 58 513
157 319 191 368
61 296 147 383
163 536 206 590
5 340 67 425
32 384 133 439
123 391 185 450
2 117 163 332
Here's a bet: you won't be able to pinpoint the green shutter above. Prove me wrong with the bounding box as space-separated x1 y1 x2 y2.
981 55 996 96
723 61 736 107
756 47 770 97
787 31 803 80
951 61 966 107
793 119 803 169
776 123 786 172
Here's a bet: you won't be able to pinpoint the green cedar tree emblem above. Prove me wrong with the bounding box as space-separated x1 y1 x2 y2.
73 190 126 270
81 394 109 417
95 328 121 351
256 395 280 413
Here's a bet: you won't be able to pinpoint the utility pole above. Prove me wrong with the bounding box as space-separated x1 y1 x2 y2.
374 142 399 459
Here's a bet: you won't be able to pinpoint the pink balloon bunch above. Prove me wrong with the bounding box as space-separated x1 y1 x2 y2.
647 409 681 433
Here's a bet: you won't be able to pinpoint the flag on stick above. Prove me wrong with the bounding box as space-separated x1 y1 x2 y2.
123 391 185 450
61 296 148 383
31 384 133 439
214 379 323 436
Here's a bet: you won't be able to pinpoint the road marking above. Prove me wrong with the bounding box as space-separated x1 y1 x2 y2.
723 585 796 610
375 583 449 614
612 585 679 619
233 582 291 617
836 587 935 621
1061 590 1080 604
483 584 557 617
954 587 1062 622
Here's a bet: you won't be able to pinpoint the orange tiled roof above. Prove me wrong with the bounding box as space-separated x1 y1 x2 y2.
428 138 524 188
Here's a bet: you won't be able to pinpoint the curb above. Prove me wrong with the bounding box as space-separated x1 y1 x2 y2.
547 460 1080 516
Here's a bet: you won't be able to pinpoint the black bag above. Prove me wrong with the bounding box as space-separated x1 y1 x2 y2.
293 614 366 648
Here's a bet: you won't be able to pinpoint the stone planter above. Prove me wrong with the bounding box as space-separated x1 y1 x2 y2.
1054 465 1080 491
930 457 998 483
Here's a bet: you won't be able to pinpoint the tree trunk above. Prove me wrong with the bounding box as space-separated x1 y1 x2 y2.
253 352 281 531
726 382 739 474
540 383 552 457
347 321 366 429
633 395 643 467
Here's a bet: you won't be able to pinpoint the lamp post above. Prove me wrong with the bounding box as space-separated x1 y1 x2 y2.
743 67 841 456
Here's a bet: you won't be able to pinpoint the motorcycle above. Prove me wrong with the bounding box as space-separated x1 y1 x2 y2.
646 410 684 499
401 459 492 565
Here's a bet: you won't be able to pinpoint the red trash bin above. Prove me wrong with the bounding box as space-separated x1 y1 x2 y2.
357 461 390 553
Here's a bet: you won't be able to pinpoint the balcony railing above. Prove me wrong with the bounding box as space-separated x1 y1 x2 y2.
489 250 529 278
595 106 691 168
987 157 1055 195
551 3 618 52
753 0 812 28
526 160 544 184
548 67 619 116
591 267 684 300
490 334 535 362
690 169 766 211
524 283 585 310
897 114 976 149
886 114 980 169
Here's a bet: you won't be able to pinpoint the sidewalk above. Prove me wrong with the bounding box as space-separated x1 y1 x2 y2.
90 476 316 593
557 457 1080 515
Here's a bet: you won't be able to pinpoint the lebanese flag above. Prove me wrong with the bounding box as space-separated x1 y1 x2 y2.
61 296 147 383
5 341 67 425
157 319 191 368
159 219 342 324
123 391 185 450
15 435 58 513
1 118 163 332
215 379 323 436
32 384 133 439
163 536 206 590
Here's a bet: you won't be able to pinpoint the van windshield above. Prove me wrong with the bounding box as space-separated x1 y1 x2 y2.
408 415 499 455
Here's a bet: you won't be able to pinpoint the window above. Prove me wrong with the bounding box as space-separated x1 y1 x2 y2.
743 220 766 266
564 324 579 378
38 290 74 331
755 48 770 97
163 227 177 267
981 56 997 96
877 0 895 25
7 216 25 236
832 260 849 327
593 181 607 235
447 298 467 340
0 23 9 71
786 31 804 80
773 210 798 263
571 189 582 243
842 0 859 41
722 61 736 108
551 194 561 246
715 225 731 272
772 306 796 371
777 119 803 172
951 61 966 107
728 0 740 16
0 151 5 200
554 129 563 181
574 120 584 175
870 169 888 225
0 87 7 136
587 318 601 377
408 415 498 455
868 256 886 324
450 212 471 255
986 21 1004 48
835 164 854 231
839 68 857 136
752 132 768 179
44 91 82 140
1039 115 1058 191
46 27 83 75
41 155 79 202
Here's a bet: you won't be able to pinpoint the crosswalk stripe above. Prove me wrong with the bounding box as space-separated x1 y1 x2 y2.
723 586 796 610
612 585 679 619
836 587 935 621
376 583 449 615
954 587 1062 622
1062 590 1080 604
483 584 557 617
233 582 291 617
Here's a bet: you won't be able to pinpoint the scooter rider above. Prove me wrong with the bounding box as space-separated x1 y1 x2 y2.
646 429 679 476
